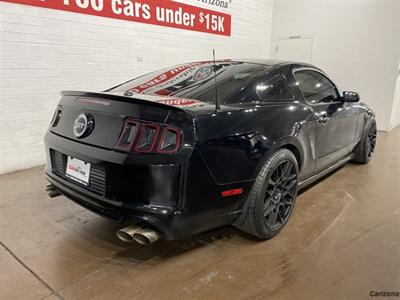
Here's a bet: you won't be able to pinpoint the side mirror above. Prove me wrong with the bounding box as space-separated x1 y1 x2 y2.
342 91 360 102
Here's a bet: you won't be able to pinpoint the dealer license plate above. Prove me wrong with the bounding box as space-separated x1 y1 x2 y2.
65 156 91 186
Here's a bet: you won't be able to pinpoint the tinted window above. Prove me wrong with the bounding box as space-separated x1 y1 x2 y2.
294 70 339 104
109 61 271 104
254 75 291 101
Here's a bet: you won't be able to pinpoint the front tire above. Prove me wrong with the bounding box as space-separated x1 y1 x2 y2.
352 119 377 164
235 149 299 240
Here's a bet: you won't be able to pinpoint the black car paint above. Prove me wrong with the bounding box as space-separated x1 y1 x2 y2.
44 60 374 240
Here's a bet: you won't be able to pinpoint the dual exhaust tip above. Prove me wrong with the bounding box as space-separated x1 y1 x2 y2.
46 184 160 245
116 225 161 245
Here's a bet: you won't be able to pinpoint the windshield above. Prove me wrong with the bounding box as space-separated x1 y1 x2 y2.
109 61 271 104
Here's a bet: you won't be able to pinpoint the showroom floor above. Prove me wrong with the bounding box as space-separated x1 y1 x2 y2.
1 129 399 300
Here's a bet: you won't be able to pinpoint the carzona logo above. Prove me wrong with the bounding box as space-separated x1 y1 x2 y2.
196 0 232 9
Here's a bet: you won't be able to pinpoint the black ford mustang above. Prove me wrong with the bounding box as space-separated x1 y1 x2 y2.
44 59 376 244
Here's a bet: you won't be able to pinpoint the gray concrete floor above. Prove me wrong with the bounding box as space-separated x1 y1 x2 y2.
1 129 399 300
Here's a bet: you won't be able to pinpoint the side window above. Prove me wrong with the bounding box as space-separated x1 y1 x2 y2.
294 70 339 104
254 75 292 102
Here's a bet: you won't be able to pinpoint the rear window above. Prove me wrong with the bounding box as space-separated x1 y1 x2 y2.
109 61 272 104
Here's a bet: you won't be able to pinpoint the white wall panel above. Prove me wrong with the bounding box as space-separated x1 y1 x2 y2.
0 0 274 174
389 2 400 131
272 0 399 132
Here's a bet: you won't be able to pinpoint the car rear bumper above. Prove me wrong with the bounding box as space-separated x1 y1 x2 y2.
45 130 244 240
44 130 245 240
44 130 187 238
45 172 185 239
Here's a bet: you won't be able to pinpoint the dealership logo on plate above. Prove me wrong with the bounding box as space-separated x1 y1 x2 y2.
73 113 95 138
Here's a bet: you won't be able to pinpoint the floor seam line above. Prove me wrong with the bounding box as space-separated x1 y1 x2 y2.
56 257 112 294
0 240 65 300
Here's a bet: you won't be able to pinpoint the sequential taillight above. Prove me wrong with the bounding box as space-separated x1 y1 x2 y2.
50 107 62 127
135 124 160 153
158 127 181 154
116 118 182 154
116 120 139 152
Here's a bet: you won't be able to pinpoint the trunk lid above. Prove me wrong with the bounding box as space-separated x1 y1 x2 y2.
50 91 199 150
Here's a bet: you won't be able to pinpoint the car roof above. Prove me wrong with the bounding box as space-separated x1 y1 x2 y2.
228 58 318 70
231 58 289 66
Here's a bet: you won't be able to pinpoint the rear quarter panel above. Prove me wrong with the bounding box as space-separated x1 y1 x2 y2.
194 102 316 185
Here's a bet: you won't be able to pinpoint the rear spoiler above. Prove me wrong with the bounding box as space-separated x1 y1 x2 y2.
61 91 193 114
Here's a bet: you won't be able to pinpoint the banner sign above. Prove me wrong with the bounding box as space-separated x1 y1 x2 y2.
0 0 232 36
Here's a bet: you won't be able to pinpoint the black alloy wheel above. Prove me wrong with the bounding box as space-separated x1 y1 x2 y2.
367 123 377 159
235 148 299 239
264 160 297 230
352 118 377 164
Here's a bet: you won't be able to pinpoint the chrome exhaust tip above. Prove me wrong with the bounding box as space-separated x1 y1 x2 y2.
133 228 161 245
116 225 142 243
116 225 161 244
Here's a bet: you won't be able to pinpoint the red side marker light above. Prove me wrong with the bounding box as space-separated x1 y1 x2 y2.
221 188 243 198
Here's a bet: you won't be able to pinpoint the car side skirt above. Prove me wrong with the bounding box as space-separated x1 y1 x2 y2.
298 154 353 190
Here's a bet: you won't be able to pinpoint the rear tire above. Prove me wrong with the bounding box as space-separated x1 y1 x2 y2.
234 149 299 240
352 119 377 164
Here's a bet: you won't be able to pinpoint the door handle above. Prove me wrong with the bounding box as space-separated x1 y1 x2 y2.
318 116 330 125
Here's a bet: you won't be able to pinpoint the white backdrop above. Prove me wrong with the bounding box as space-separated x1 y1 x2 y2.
0 0 274 174
272 0 400 132
1 0 399 175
